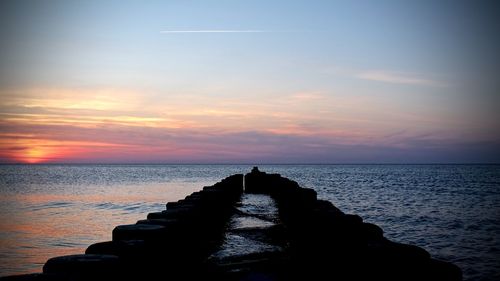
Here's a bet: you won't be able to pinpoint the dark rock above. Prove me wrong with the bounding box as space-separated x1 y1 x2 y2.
206 251 289 281
85 240 146 257
360 222 384 241
42 254 120 279
136 218 177 226
112 224 166 241
383 241 431 261
342 214 363 224
315 199 344 215
146 211 167 219
426 259 463 281
0 274 66 281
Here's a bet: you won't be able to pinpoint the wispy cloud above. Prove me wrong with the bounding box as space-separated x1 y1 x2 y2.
160 30 271 34
356 70 446 87
291 91 326 101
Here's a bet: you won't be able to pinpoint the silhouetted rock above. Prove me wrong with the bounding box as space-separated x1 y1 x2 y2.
112 224 166 241
42 254 120 280
85 240 146 257
0 274 66 281
427 259 463 281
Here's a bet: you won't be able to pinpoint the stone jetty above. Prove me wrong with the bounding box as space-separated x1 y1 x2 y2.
1 167 462 281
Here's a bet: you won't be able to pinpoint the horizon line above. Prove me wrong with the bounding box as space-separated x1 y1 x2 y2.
1 162 498 165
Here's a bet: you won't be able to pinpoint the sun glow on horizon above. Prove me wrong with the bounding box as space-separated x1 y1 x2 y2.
19 146 53 164
0 136 140 164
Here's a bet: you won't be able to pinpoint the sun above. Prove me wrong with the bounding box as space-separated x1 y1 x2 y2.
19 147 52 164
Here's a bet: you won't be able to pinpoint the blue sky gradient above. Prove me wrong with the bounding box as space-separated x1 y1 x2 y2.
0 0 499 163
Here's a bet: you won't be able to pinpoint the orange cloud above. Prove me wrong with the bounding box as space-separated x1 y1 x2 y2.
0 136 132 163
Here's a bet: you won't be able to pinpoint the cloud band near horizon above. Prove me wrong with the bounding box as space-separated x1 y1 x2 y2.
0 87 498 164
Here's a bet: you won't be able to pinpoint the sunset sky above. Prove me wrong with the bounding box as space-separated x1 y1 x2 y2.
1 0 499 163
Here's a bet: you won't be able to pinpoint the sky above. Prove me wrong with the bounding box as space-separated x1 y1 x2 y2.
0 0 499 164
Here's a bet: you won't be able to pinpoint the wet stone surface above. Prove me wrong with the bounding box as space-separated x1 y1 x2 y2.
210 194 284 260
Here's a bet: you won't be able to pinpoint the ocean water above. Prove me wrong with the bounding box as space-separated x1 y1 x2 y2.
0 164 499 280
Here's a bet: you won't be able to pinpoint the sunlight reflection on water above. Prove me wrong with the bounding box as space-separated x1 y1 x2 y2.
0 181 203 276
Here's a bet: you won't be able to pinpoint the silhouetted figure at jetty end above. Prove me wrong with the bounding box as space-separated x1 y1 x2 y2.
1 167 462 281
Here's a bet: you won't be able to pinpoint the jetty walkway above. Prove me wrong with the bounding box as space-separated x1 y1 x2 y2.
2 167 462 281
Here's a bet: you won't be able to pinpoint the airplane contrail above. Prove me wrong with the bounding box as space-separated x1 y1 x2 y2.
160 30 271 33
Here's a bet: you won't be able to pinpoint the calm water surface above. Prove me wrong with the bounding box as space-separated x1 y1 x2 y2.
0 164 499 281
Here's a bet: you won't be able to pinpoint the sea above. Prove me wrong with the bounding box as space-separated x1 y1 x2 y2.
0 164 498 280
